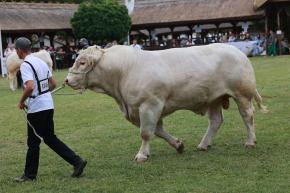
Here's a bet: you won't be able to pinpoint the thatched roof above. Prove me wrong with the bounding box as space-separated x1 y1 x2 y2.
131 0 265 30
0 2 78 32
254 0 290 9
254 0 268 9
0 1 268 33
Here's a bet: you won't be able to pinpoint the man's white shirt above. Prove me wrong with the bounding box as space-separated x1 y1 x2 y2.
20 55 54 113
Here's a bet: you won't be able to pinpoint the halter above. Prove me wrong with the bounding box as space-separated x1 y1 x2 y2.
68 47 103 89
68 65 95 89
68 67 94 75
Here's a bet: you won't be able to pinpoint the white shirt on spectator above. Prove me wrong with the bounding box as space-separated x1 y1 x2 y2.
20 54 54 113
131 44 142 50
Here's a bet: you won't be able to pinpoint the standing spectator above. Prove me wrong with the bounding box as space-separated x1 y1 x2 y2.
221 34 228 43
76 38 89 58
267 30 277 56
55 47 65 69
228 31 236 42
180 37 189 47
47 47 56 70
186 37 193 46
244 33 252 41
4 43 15 57
276 29 284 55
171 39 178 48
78 38 89 50
131 39 142 49
67 47 76 68
239 32 246 41
112 40 118 46
104 42 113 49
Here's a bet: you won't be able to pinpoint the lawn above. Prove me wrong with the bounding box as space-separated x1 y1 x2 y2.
1 56 290 193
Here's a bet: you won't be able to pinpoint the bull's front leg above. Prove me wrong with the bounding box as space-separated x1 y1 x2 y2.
9 76 17 91
134 101 163 163
155 120 184 153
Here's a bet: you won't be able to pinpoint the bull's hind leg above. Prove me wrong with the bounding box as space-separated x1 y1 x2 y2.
197 104 224 151
134 102 163 163
235 97 256 148
155 120 184 153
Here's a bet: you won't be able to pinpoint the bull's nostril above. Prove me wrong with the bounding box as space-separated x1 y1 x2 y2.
65 79 69 84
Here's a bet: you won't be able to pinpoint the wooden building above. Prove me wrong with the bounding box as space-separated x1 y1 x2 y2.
0 0 289 47
130 0 290 46
0 3 78 48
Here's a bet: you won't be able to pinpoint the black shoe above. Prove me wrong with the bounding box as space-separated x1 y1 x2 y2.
14 175 35 183
71 159 87 178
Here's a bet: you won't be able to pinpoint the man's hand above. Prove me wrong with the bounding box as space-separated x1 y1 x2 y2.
18 102 27 110
49 77 57 91
18 80 34 110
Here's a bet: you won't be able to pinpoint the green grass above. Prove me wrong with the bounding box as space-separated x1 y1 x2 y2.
1 56 290 193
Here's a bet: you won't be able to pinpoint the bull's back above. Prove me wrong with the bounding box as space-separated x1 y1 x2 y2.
144 44 256 112
155 44 256 92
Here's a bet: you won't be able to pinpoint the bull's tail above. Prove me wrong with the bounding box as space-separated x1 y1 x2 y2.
254 89 268 113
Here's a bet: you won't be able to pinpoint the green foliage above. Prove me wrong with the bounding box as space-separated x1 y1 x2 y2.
71 1 131 44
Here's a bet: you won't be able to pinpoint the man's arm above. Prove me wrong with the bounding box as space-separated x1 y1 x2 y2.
49 77 57 91
18 80 34 110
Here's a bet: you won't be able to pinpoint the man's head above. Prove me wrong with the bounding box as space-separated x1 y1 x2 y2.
132 39 138 45
15 37 31 59
79 38 89 49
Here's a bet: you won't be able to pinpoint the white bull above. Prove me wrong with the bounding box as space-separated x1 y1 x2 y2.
6 50 53 91
66 44 267 162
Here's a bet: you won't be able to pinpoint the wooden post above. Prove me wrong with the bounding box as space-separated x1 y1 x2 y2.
215 23 220 43
188 25 193 40
277 8 281 30
0 27 5 77
48 33 55 48
147 29 152 46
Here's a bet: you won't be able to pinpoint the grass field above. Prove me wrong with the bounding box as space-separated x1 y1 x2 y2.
1 56 290 193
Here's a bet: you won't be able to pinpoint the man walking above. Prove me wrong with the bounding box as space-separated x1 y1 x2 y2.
14 37 87 182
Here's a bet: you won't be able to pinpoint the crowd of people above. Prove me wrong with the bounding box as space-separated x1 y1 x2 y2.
130 30 289 57
1 30 289 75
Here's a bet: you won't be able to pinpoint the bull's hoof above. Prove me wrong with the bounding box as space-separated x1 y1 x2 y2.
197 144 209 151
134 153 149 163
245 142 256 149
176 140 184 153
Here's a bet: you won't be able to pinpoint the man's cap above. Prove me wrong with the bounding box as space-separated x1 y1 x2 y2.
79 38 89 46
15 37 31 51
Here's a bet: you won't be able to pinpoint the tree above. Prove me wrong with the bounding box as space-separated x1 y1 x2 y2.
71 0 131 44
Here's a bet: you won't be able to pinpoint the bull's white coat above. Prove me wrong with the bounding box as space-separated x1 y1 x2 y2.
6 50 53 91
66 44 267 162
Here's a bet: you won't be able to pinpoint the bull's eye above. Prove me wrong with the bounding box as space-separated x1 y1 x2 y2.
80 62 86 66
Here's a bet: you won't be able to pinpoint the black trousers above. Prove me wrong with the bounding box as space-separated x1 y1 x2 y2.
24 109 80 178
